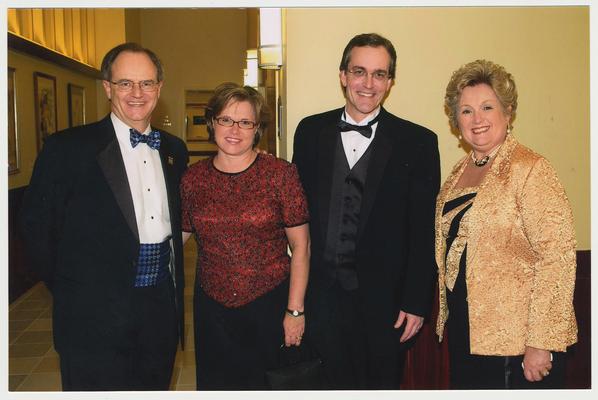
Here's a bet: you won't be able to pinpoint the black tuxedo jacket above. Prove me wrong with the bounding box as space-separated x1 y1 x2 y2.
292 107 440 328
20 115 189 353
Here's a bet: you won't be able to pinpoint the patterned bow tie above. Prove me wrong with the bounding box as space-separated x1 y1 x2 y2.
130 128 161 150
337 114 380 139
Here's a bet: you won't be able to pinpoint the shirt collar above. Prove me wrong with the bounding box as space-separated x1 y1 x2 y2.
342 107 381 126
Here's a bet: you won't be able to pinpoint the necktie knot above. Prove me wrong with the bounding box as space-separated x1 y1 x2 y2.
130 128 161 150
337 114 380 138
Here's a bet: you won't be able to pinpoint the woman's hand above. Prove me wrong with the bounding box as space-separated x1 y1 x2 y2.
522 346 552 382
283 313 305 347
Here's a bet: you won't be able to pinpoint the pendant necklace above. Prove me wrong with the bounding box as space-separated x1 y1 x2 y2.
471 143 502 167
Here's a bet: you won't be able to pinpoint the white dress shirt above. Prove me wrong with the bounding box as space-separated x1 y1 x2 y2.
340 107 380 169
111 113 171 243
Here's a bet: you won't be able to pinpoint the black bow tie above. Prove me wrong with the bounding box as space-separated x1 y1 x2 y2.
337 114 380 138
130 128 161 150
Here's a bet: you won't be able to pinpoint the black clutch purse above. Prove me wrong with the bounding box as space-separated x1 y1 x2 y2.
265 339 327 390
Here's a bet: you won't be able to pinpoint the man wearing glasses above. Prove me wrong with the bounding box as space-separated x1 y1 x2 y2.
292 33 440 389
21 43 188 390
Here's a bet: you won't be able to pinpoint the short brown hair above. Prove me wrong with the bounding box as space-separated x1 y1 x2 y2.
445 59 517 130
101 42 164 82
205 83 270 147
339 33 397 79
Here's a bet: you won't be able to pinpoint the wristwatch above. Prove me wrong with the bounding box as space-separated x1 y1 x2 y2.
286 308 305 317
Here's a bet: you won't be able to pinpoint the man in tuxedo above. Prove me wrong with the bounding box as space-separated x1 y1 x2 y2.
292 33 440 389
20 43 188 390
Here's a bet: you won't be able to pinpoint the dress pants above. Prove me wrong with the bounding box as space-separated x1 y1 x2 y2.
59 277 178 391
194 280 288 390
306 281 405 390
449 350 566 389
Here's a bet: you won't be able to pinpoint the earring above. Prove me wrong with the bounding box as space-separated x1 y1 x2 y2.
507 124 512 134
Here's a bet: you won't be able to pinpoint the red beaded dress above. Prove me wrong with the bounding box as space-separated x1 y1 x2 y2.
181 153 309 389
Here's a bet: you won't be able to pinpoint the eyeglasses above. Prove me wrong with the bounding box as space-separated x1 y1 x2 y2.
346 68 390 82
214 116 257 130
110 79 160 92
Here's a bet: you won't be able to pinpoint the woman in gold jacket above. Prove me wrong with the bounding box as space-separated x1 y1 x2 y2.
435 59 577 389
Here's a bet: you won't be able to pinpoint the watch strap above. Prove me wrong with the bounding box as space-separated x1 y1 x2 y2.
286 308 305 317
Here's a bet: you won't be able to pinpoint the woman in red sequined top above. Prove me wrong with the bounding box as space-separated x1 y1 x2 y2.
181 83 310 390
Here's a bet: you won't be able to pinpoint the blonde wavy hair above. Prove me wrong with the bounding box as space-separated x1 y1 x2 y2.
444 59 517 130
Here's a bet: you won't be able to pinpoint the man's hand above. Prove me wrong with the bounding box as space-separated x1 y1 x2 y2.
394 310 424 343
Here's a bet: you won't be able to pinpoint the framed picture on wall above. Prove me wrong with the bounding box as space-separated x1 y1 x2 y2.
185 103 210 142
8 67 19 175
34 72 58 152
68 83 86 127
185 89 215 143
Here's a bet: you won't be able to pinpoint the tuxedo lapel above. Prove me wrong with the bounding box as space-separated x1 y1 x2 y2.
357 109 393 242
316 113 342 241
96 118 139 241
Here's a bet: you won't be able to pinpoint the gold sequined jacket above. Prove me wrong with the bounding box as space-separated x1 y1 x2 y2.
435 134 578 355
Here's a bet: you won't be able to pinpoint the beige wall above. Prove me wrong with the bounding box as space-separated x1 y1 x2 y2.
94 9 126 68
124 9 141 44
285 7 589 250
7 50 100 189
137 8 248 161
94 9 127 119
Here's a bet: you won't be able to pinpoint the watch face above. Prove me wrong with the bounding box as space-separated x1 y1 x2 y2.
292 310 299 316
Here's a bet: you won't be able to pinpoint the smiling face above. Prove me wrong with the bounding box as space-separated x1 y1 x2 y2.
339 46 393 122
457 83 511 156
213 100 258 158
102 51 162 132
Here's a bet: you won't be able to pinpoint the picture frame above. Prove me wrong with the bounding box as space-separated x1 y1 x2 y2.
33 72 58 152
185 102 210 142
8 67 19 174
184 89 214 144
68 83 86 127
